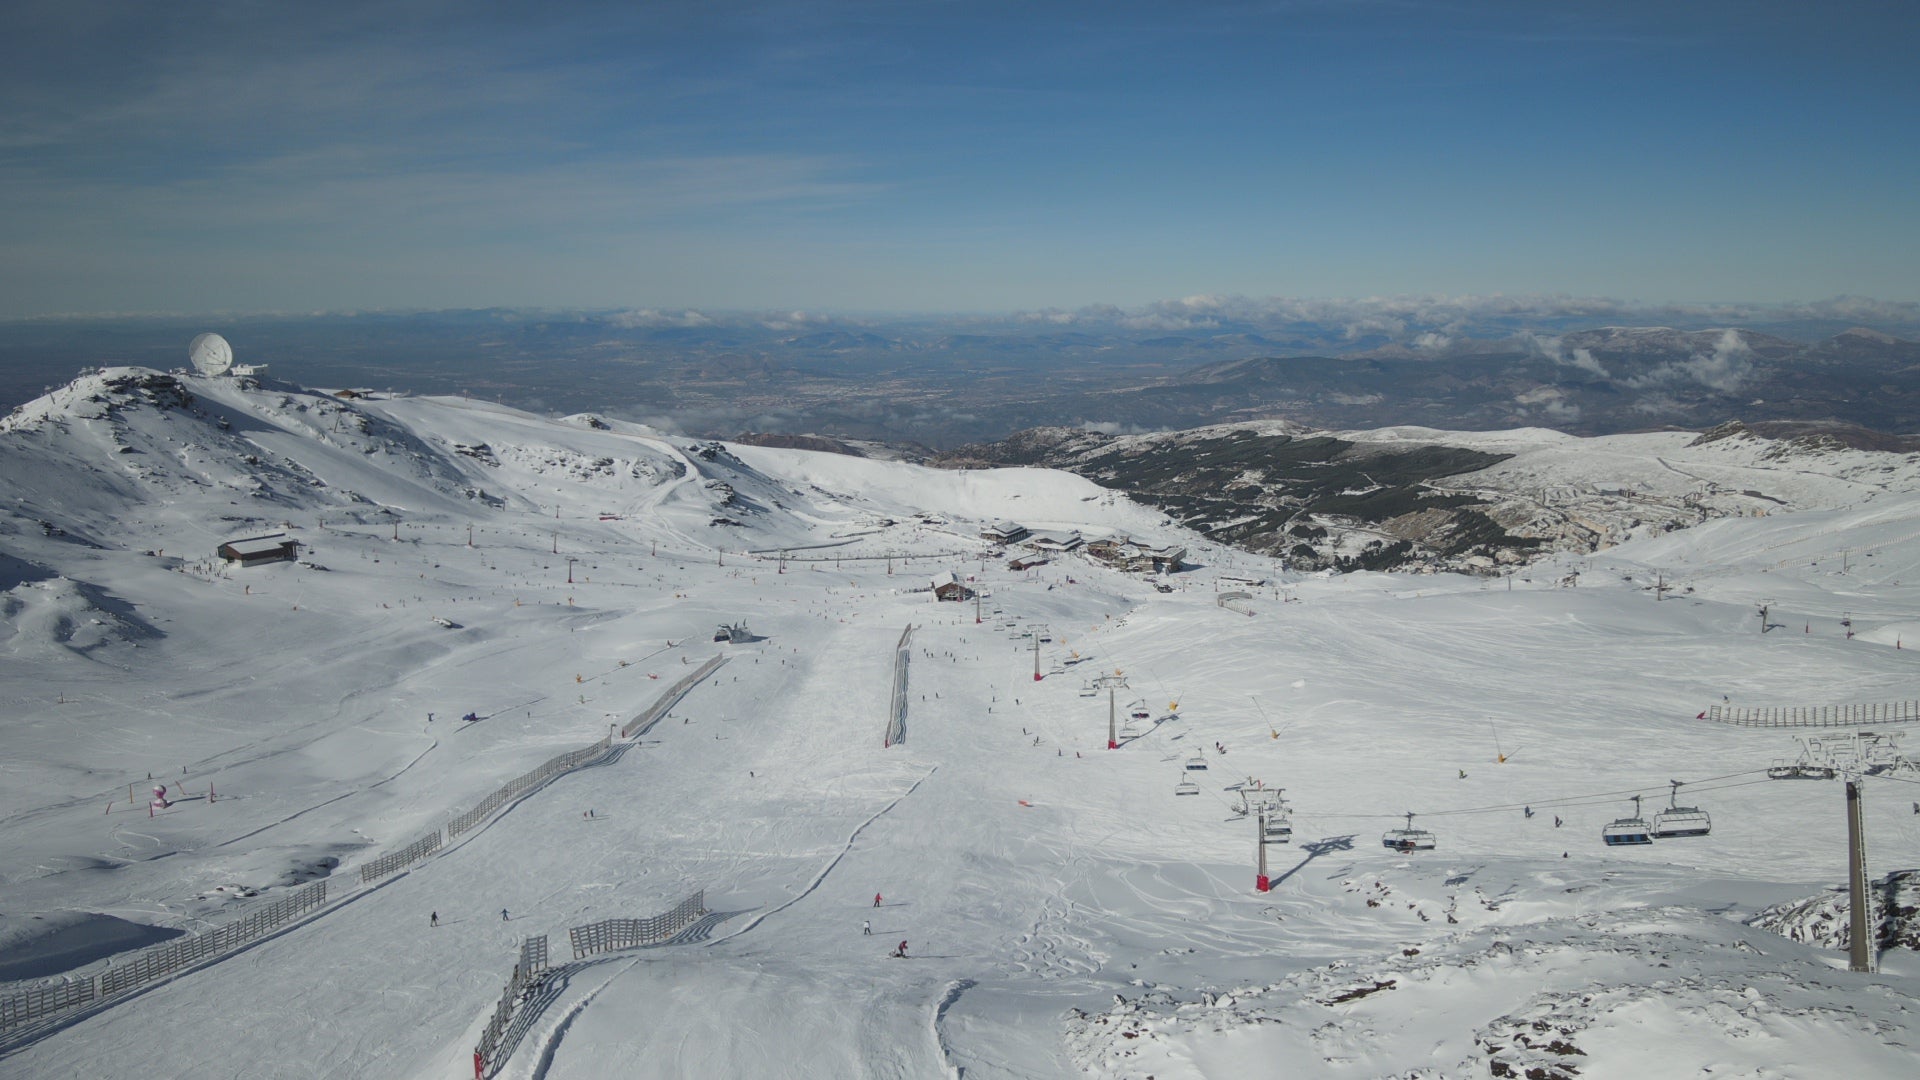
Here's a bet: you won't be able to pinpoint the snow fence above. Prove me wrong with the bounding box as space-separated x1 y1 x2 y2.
620 654 728 739
1216 590 1255 616
447 732 616 841
884 625 915 748
2 731 615 1040
475 890 705 1077
4 654 718 1042
1 881 327 1034
1706 700 1920 727
567 891 708 959
358 828 445 884
474 933 554 1078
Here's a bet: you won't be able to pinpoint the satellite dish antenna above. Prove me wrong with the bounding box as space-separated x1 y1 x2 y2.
188 333 234 376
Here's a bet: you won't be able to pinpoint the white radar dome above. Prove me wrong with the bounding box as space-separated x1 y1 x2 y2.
188 333 234 376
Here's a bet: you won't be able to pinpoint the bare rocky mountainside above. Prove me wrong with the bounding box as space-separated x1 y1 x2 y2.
935 418 1920 575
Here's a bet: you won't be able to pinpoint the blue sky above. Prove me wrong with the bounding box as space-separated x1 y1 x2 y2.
1 1 1915 317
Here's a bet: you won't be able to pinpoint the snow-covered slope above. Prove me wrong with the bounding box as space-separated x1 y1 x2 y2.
2 368 1918 1078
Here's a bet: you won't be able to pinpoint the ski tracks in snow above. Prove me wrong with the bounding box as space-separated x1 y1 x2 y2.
516 957 642 1080
717 766 938 943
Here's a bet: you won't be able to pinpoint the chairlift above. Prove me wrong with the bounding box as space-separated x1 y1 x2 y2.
1231 782 1260 815
1078 681 1099 698
1128 699 1152 722
1119 717 1144 739
1381 812 1435 852
1174 776 1200 796
1601 795 1653 846
1263 799 1293 843
1650 780 1711 839
1766 755 1836 780
1183 753 1209 772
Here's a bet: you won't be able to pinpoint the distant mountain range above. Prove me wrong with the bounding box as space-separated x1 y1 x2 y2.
1048 326 1920 438
5 312 1917 448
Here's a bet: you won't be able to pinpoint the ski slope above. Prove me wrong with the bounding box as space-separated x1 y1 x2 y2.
2 369 1918 1078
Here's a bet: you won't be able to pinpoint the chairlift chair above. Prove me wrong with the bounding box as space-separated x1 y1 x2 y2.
1650 781 1711 838
1601 795 1653 846
1381 812 1436 852
1128 699 1152 722
1264 800 1293 843
1184 753 1209 772
1174 776 1200 796
1766 756 1835 781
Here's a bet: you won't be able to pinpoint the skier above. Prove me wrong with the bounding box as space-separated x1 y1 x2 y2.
431 911 439 927
1524 806 1534 819
501 908 509 921
892 940 909 958
1553 816 1563 828
863 920 871 936
1458 769 1467 779
873 893 883 908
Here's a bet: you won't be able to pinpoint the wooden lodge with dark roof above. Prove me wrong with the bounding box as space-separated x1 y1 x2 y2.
930 570 975 601
217 533 301 567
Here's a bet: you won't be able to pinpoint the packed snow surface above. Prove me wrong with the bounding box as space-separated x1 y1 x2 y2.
2 368 1918 1078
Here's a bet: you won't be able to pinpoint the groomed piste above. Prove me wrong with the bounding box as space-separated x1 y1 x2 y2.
2 368 1918 1078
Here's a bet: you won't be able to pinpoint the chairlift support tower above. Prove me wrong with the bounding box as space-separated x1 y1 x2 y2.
1094 672 1129 749
1705 707 1920 973
1796 730 1908 974
1255 807 1271 892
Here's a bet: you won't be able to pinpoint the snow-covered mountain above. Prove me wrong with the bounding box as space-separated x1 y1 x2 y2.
937 417 1920 575
3 367 1919 1078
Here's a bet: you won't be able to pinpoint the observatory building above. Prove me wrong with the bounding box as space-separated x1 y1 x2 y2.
188 333 265 377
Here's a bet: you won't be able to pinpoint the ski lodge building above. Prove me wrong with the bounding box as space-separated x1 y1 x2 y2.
1022 529 1084 554
980 521 1029 545
930 570 975 601
1084 537 1186 574
217 533 301 567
